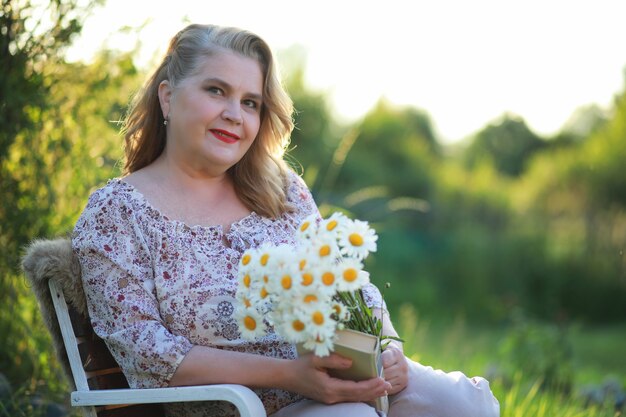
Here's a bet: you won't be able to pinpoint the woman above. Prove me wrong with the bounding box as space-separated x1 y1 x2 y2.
73 23 499 417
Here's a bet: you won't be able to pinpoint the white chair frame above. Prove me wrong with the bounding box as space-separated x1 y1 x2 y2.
48 278 266 417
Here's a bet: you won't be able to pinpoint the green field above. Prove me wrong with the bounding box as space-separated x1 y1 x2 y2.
396 305 626 417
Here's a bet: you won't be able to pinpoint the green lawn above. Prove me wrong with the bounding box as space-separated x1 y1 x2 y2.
395 304 626 417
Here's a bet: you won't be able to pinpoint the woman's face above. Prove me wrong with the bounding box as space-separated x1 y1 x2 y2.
159 50 263 176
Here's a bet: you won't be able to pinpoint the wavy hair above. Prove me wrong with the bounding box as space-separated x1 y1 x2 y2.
122 24 294 218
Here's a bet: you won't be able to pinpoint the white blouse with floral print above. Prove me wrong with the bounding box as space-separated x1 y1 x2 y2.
72 171 385 417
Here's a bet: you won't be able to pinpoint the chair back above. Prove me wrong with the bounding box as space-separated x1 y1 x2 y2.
22 238 164 416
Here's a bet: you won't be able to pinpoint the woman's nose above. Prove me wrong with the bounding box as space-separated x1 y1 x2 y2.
222 100 243 124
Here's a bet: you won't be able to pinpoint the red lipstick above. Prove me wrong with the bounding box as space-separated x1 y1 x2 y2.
210 129 240 144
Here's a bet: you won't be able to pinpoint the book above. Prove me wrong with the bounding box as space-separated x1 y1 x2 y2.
296 328 389 414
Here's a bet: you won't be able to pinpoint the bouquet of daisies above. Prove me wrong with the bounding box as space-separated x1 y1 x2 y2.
235 212 381 356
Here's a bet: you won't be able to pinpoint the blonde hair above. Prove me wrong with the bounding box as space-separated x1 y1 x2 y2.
122 24 294 218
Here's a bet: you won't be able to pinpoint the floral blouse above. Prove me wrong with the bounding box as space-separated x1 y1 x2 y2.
72 171 385 417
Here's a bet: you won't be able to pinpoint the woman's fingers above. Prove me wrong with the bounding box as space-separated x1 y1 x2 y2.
311 353 352 370
330 377 391 403
303 353 391 403
382 346 409 394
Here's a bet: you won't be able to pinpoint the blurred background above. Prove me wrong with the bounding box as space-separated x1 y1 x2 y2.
1 0 625 416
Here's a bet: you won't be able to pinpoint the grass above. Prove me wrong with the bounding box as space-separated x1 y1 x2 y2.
394 304 626 417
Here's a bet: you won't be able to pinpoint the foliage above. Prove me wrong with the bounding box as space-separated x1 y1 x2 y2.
1 49 140 389
0 0 98 395
0 0 103 272
0 0 142 397
280 47 342 197
464 114 547 177
334 99 439 203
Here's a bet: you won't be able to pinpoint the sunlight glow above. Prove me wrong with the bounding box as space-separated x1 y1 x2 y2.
66 0 626 143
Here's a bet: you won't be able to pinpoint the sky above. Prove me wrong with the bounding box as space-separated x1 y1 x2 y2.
66 0 626 144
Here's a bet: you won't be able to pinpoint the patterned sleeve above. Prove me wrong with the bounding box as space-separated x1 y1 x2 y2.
284 169 388 312
284 168 321 222
72 186 193 388
362 282 388 313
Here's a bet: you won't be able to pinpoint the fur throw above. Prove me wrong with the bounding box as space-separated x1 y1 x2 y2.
22 237 85 390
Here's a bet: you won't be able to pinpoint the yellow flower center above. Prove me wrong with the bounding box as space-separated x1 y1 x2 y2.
304 294 318 303
292 320 305 332
281 275 292 290
243 274 251 288
312 311 324 325
263 275 269 283
322 272 335 286
260 254 269 266
349 233 364 246
319 245 331 257
244 297 252 308
260 287 268 299
241 254 251 265
343 268 358 282
300 221 310 232
244 316 257 331
301 273 314 286
326 220 338 231
299 259 307 270
333 304 342 314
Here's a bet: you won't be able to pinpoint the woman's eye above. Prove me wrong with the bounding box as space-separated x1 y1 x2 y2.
206 86 223 95
243 99 259 110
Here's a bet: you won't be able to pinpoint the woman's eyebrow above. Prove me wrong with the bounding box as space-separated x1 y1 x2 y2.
202 77 263 101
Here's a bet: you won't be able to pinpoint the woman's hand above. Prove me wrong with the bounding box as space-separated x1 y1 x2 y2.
288 353 391 404
382 343 409 395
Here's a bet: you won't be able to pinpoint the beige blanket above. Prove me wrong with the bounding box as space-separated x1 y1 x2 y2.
22 237 86 390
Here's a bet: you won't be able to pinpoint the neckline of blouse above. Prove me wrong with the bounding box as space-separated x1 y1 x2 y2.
108 177 261 235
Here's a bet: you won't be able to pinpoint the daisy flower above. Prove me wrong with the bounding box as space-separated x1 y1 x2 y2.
255 242 277 270
298 301 336 342
302 334 335 357
239 248 256 272
331 301 350 322
265 243 294 271
308 262 340 297
295 248 315 273
320 212 348 239
235 306 266 341
335 258 367 292
235 288 254 309
298 269 316 288
237 265 259 294
247 276 272 311
267 266 300 301
308 234 341 264
338 219 378 260
296 213 319 240
279 312 310 344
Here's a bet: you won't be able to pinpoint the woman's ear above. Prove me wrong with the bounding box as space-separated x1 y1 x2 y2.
158 80 172 120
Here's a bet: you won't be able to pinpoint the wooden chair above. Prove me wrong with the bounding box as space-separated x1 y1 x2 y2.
22 238 266 417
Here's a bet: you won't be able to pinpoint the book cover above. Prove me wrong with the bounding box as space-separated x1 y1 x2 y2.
296 328 389 414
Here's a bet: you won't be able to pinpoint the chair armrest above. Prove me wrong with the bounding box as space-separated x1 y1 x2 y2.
71 384 266 417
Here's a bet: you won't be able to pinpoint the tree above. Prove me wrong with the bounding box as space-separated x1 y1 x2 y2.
1 0 103 273
281 47 338 195
464 114 546 177
335 99 440 211
0 0 129 392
